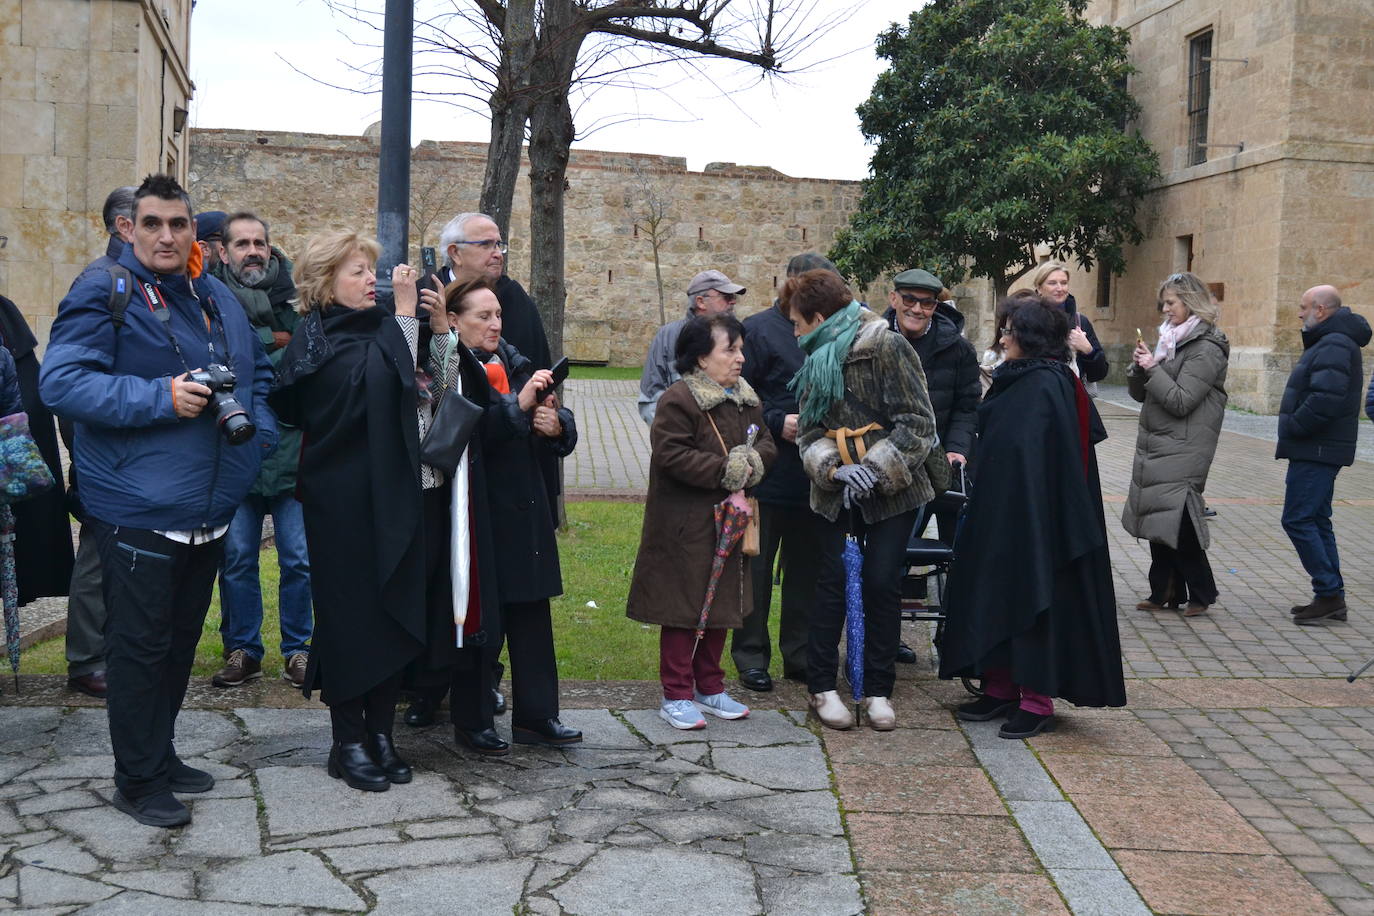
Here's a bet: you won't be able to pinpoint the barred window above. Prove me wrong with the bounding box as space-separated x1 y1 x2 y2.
1187 31 1213 166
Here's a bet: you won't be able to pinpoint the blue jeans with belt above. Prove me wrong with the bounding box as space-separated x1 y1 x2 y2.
1281 460 1344 597
218 492 313 660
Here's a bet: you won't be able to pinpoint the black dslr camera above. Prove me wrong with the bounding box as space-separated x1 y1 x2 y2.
189 364 256 445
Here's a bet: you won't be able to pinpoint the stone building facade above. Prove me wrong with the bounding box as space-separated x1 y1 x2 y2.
0 0 194 344
1055 0 1374 412
188 128 880 366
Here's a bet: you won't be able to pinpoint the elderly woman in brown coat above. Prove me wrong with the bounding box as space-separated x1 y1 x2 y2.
1121 271 1229 617
627 313 776 731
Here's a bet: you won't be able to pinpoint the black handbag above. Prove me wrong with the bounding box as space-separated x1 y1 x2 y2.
420 384 482 475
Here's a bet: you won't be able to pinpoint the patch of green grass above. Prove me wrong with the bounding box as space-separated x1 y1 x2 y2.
569 365 642 380
21 559 288 680
19 501 780 685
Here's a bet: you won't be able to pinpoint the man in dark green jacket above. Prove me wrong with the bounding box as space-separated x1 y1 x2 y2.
209 212 312 687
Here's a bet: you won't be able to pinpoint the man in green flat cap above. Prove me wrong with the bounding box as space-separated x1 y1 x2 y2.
883 268 979 543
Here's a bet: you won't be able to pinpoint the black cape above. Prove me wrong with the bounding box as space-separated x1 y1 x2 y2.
270 305 429 703
0 296 73 602
939 358 1125 708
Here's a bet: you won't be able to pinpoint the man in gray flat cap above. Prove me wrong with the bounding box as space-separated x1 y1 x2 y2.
637 269 746 425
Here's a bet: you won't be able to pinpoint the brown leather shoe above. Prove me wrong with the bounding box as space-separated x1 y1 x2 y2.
282 652 308 688
211 649 262 687
1135 599 1168 611
1295 594 1347 626
67 670 107 699
1183 602 1208 617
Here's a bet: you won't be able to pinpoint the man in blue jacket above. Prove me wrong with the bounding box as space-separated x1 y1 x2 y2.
1278 285 1370 626
40 174 277 827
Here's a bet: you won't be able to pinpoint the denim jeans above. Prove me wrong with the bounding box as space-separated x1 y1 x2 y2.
219 492 312 661
1281 460 1344 597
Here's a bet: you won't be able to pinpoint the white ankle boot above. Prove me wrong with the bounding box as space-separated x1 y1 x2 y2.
862 696 896 730
810 690 854 730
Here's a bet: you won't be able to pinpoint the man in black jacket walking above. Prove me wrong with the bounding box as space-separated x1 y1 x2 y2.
1279 285 1370 625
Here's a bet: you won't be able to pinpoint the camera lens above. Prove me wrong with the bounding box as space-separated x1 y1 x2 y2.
211 392 256 445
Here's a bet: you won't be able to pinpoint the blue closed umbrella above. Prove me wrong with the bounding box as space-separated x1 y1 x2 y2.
842 530 865 720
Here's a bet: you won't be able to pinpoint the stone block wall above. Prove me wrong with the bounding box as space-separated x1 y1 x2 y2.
188 129 883 366
0 0 192 345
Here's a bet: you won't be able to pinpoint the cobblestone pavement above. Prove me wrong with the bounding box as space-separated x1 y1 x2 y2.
8 381 1374 913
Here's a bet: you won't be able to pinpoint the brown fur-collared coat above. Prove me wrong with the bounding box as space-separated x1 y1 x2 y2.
626 371 776 630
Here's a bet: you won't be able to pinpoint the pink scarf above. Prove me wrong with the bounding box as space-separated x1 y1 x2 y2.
1154 315 1201 363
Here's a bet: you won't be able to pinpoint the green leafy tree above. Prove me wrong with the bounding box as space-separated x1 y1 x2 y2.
832 0 1160 297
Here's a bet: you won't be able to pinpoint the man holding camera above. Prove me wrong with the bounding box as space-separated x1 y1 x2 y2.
41 174 277 828
208 211 312 689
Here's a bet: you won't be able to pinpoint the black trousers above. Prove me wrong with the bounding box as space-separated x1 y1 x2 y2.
731 502 822 678
442 597 560 729
91 521 222 801
808 508 918 698
329 673 402 743
1148 513 1218 607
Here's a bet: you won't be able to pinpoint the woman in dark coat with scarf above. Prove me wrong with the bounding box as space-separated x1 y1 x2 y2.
1031 261 1109 386
1122 272 1228 618
940 297 1126 739
789 270 938 732
422 276 573 753
271 232 500 791
627 313 775 731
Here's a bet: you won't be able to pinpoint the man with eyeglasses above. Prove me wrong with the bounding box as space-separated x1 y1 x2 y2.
435 213 553 386
638 270 745 425
883 269 979 543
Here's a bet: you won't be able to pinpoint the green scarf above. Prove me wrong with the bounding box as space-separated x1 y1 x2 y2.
789 300 862 426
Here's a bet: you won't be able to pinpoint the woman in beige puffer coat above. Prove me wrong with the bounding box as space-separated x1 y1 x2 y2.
1121 272 1229 617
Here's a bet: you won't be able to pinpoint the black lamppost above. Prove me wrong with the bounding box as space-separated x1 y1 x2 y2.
375 0 412 300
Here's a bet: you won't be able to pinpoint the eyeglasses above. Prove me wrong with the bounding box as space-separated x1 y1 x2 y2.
898 292 938 308
454 240 509 255
999 326 1012 338
706 290 737 304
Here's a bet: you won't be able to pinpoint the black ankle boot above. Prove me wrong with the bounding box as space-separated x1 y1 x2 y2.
404 695 437 728
328 742 390 792
368 734 413 784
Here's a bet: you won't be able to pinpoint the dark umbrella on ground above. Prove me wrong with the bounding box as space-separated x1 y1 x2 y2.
1 505 19 691
842 511 866 720
692 497 751 657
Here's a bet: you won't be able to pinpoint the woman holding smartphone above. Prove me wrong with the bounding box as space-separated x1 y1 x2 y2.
1121 272 1228 617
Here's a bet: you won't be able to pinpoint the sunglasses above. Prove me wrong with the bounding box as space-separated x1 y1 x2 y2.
898 292 938 307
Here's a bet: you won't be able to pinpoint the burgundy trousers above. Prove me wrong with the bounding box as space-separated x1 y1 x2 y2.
660 626 727 701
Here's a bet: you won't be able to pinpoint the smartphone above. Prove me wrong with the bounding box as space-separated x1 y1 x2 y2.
539 356 570 403
1136 327 1145 345
419 246 439 293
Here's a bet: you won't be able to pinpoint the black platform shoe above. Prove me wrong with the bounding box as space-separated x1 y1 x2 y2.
368 733 413 784
404 695 437 728
327 742 390 791
455 726 511 757
512 718 583 747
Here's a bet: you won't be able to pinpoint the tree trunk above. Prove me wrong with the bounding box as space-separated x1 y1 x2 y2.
527 92 575 361
652 240 666 325
477 0 536 239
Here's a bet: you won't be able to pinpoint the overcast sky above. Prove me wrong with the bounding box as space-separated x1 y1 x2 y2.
188 1 921 181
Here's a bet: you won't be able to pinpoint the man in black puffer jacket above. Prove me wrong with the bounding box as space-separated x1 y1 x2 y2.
883 269 979 542
1278 285 1371 625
